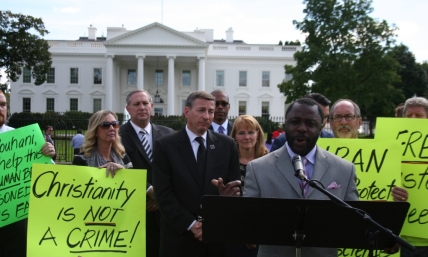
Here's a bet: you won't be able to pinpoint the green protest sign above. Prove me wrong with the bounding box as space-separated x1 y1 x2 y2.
0 124 52 227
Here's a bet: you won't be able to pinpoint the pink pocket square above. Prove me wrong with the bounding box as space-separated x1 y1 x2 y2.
327 181 341 189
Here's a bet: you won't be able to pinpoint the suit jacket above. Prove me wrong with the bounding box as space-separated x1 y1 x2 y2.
209 120 234 136
153 128 240 257
270 130 334 152
119 121 175 189
244 145 358 257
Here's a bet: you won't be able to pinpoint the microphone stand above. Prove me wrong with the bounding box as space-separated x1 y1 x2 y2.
300 177 414 257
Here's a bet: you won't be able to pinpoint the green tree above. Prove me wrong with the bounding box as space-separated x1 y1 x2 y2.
0 10 52 85
278 0 403 130
279 40 283 45
390 44 428 99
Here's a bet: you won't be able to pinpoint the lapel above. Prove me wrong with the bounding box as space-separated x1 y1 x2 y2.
306 146 330 198
203 130 217 190
274 147 303 197
124 121 150 164
177 128 203 190
227 120 233 136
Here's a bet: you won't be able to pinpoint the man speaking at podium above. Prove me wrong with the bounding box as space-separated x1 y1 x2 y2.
244 98 358 257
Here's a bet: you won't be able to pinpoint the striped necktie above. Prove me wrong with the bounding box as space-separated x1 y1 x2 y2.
139 129 152 163
218 126 225 134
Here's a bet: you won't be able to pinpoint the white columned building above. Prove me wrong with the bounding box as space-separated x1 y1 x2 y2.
10 22 300 118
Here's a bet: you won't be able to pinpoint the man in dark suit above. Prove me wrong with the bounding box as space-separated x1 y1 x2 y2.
209 89 233 136
119 89 174 257
153 91 241 257
244 98 358 256
270 93 333 152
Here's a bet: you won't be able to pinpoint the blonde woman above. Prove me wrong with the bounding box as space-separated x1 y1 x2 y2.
72 110 132 176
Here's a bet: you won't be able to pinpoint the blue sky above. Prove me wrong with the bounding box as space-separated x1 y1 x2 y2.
2 0 428 62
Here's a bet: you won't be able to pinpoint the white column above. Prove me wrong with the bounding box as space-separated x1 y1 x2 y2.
167 56 175 115
136 55 145 90
106 54 114 111
198 56 206 91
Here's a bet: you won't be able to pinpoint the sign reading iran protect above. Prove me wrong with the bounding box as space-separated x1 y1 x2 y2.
27 164 147 257
0 124 52 228
317 138 402 200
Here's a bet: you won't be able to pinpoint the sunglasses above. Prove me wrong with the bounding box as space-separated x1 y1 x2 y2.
99 121 120 129
215 101 229 107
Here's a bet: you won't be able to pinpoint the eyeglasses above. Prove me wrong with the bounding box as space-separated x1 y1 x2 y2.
99 121 120 129
215 101 229 107
331 115 359 122
48 129 53 132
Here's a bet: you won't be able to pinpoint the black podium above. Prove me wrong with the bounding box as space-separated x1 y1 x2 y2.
201 196 410 250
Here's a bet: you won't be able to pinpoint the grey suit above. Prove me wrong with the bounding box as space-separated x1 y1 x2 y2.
244 145 358 257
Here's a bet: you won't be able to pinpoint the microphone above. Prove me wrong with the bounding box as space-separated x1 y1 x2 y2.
292 155 307 181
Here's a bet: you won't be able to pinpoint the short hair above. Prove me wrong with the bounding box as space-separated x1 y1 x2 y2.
186 91 215 108
403 97 428 117
286 98 324 123
126 89 152 106
395 103 404 118
304 93 331 107
230 115 268 158
77 128 82 134
210 89 229 101
329 99 361 118
45 125 53 131
80 110 125 158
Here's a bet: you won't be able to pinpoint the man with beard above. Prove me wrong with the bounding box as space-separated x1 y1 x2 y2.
0 91 56 256
209 89 233 136
244 98 358 256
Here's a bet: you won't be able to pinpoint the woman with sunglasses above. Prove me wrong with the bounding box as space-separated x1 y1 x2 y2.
228 115 269 257
72 110 132 176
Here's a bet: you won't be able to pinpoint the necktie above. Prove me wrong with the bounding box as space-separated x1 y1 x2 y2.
218 126 225 134
139 130 152 163
195 137 206 173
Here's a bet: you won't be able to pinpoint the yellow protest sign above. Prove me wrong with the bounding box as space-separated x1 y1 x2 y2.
375 117 428 162
317 138 402 201
27 164 147 257
399 164 428 239
0 124 51 228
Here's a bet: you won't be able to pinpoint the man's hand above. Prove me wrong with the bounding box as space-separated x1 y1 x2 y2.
392 186 408 202
190 221 203 241
211 177 241 196
41 142 56 158
146 198 158 212
147 186 156 200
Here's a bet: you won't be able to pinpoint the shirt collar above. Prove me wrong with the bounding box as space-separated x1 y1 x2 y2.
185 125 207 142
130 120 152 135
211 120 228 131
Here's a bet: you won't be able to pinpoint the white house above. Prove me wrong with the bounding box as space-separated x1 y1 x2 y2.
10 22 300 117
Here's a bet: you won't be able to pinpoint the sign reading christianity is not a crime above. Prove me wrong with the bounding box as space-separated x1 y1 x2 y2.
0 124 52 228
317 138 402 201
27 164 147 257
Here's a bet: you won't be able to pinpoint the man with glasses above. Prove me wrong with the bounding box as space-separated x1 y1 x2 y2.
44 125 58 161
209 89 233 136
270 93 333 152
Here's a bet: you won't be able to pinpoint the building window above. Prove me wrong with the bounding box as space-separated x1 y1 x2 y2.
93 98 102 112
23 98 31 112
94 68 102 84
239 101 247 115
182 70 190 86
239 71 247 87
70 98 78 111
128 69 136 85
154 108 163 116
262 101 270 118
47 68 55 84
46 98 55 111
216 70 224 87
23 68 31 83
262 71 270 87
285 73 293 82
155 70 164 86
70 68 79 84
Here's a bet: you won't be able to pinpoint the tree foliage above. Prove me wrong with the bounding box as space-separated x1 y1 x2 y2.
278 0 403 119
390 44 428 99
0 10 52 85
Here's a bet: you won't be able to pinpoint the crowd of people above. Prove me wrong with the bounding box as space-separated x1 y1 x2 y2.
0 88 427 257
